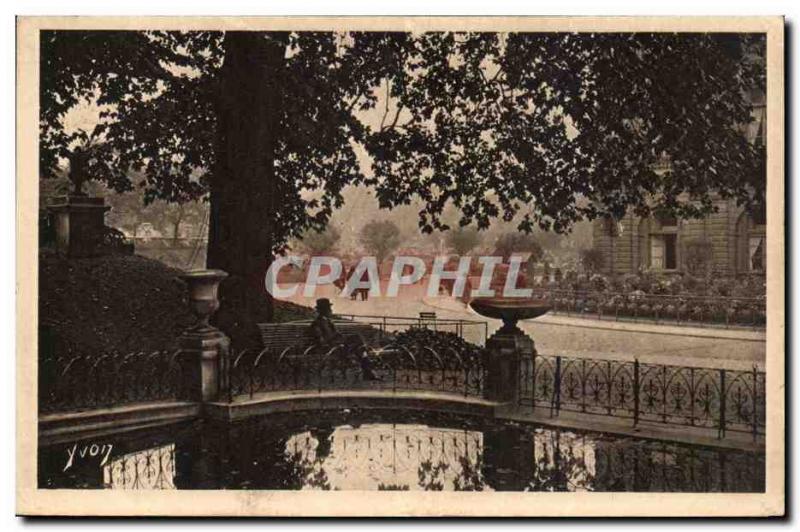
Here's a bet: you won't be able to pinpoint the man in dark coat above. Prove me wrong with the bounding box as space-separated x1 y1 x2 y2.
308 298 380 380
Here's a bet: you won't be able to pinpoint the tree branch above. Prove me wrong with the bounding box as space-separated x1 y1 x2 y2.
379 78 391 130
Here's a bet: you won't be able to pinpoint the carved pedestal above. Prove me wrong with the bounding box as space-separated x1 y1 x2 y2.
48 195 110 257
483 321 535 404
178 329 230 403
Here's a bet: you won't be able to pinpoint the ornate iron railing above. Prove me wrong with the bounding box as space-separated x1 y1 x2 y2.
531 288 766 329
228 336 486 400
519 354 765 440
39 350 186 414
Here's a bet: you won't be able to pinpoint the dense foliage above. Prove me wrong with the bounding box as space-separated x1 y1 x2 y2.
40 30 766 339
42 31 765 241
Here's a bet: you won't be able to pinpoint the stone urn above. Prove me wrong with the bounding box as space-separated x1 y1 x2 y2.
469 297 551 335
179 269 228 333
470 297 551 403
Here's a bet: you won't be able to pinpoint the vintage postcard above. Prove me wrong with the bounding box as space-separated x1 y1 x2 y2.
16 16 784 517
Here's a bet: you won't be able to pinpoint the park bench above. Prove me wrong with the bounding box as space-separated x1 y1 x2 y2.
418 311 438 331
256 320 382 357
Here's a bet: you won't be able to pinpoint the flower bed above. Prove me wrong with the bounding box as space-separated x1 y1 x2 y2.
532 271 766 327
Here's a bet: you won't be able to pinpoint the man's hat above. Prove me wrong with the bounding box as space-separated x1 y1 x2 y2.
315 298 333 311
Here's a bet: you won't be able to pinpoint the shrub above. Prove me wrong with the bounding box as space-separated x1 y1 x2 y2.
579 247 605 274
589 273 609 291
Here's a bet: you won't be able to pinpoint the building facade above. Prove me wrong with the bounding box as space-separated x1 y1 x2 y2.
592 87 766 278
591 200 766 277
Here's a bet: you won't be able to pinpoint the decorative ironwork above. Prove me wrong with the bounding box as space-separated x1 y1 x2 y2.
519 354 765 440
39 349 186 414
228 330 486 400
533 288 766 329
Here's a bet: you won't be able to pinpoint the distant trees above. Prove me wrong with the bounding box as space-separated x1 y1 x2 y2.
147 200 206 242
101 189 207 242
494 233 544 263
360 220 401 269
297 225 342 256
446 226 481 256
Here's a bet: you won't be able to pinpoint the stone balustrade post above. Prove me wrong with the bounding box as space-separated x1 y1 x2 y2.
178 270 230 403
483 319 535 404
47 195 110 257
470 298 549 406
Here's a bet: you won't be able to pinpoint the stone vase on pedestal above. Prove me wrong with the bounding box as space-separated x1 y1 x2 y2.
178 270 230 403
470 297 551 404
47 195 110 257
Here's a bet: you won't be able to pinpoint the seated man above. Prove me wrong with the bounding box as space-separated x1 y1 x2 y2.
308 298 381 380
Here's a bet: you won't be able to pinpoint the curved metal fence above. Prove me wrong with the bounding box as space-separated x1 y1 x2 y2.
519 354 765 439
228 337 486 401
39 350 186 414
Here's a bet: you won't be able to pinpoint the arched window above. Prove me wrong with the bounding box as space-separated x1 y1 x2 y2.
736 209 766 273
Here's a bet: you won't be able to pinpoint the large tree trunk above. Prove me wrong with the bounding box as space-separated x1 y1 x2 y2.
207 32 287 346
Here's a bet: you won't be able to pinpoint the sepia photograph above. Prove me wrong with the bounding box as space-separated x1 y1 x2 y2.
15 15 785 517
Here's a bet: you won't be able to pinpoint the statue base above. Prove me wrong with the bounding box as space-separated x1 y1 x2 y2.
483 321 535 403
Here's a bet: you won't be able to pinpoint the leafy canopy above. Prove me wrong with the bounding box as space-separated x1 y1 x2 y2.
41 31 765 250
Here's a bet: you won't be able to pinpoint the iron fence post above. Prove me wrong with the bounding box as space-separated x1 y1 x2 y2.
719 369 727 439
661 365 668 423
752 365 759 441
551 356 562 418
249 354 255 399
606 360 613 415
689 366 696 426
580 358 587 413
531 351 537 408
633 359 640 427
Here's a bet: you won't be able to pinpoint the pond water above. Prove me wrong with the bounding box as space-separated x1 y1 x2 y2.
39 409 764 492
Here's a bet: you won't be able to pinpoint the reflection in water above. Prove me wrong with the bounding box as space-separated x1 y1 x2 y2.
285 424 484 491
103 443 176 490
39 411 764 492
